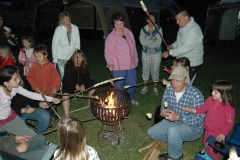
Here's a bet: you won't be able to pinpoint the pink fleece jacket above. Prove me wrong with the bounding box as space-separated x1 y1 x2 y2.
195 96 235 136
104 27 139 70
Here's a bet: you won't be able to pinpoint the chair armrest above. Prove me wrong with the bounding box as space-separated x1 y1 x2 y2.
226 137 240 147
41 144 58 160
207 135 231 154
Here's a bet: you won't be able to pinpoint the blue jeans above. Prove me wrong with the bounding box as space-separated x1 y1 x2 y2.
112 68 137 101
21 106 50 134
147 119 203 159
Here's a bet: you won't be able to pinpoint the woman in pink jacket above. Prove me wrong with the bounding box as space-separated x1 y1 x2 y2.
104 12 139 105
183 80 235 160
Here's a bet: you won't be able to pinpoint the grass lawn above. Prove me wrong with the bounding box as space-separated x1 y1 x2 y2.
31 39 240 160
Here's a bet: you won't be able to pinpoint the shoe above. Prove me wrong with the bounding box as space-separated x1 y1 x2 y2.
158 153 173 160
48 123 53 129
131 100 139 105
140 87 148 94
153 88 159 95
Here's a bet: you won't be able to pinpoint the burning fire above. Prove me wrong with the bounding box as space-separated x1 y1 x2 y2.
98 91 118 108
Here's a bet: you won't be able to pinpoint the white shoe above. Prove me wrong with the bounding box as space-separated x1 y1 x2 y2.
153 88 159 95
140 87 148 94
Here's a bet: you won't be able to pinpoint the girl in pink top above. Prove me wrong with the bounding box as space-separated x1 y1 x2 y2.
18 36 36 76
183 80 235 160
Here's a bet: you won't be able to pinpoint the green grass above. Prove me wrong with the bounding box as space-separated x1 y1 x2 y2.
28 39 240 159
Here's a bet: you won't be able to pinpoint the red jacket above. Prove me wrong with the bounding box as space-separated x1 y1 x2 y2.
195 96 235 136
27 59 61 93
0 57 15 69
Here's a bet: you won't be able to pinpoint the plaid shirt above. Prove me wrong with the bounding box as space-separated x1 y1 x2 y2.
161 84 205 128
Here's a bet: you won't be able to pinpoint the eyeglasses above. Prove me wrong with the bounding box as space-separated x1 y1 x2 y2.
60 117 71 124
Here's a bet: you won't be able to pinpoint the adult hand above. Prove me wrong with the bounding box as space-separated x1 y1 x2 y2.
164 110 179 121
216 134 225 143
16 143 29 153
108 65 114 72
39 102 49 109
162 79 169 86
153 37 157 42
162 51 169 58
167 45 173 50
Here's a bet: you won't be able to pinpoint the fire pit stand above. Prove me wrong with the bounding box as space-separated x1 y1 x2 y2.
90 88 131 142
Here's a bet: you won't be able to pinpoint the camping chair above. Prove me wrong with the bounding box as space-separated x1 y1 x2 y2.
0 143 58 160
206 123 240 158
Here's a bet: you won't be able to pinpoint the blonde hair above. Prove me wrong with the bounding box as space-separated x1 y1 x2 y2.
56 117 89 160
66 50 88 69
0 46 15 61
59 12 71 26
212 80 234 107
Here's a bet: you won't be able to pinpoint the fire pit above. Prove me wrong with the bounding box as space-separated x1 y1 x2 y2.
90 88 131 141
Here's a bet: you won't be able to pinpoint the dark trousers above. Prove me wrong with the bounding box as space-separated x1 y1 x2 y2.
154 105 164 124
189 65 202 81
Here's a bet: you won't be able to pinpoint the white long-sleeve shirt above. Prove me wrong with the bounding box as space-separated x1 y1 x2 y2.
0 86 52 120
169 17 204 67
52 24 80 63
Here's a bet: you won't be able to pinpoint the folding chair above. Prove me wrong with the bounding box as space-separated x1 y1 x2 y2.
41 144 58 160
194 141 213 160
206 123 240 157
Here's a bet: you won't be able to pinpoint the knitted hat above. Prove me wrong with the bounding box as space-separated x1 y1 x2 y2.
168 66 187 81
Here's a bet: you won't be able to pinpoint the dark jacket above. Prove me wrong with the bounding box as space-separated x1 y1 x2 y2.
11 78 40 115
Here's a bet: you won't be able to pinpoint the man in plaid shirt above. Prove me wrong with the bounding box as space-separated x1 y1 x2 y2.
147 66 205 160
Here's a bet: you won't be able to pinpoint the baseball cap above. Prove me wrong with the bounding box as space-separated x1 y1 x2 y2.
168 66 187 81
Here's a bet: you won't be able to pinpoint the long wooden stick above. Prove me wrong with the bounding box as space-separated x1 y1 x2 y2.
30 117 97 139
142 140 160 160
0 124 20 143
31 127 58 139
124 80 153 89
139 140 157 152
41 94 61 120
140 1 168 47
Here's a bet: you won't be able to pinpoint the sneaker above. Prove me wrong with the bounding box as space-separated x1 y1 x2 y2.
158 153 173 160
153 88 159 95
140 87 148 94
131 100 139 105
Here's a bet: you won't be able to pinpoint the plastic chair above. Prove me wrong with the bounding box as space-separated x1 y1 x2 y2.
225 123 240 155
41 144 58 160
